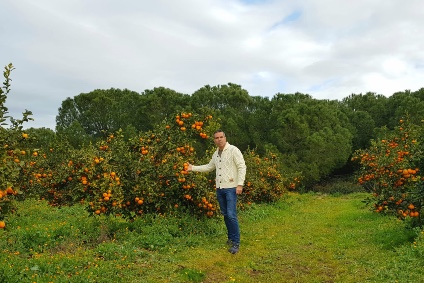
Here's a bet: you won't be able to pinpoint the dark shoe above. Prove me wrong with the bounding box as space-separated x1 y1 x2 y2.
228 244 239 254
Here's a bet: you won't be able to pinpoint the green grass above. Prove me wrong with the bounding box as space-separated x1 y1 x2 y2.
0 192 423 282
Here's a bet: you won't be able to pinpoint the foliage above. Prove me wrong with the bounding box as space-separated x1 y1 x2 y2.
56 88 143 138
242 148 301 206
341 92 390 130
352 117 424 228
269 93 353 187
191 83 254 151
56 87 192 143
0 63 33 219
141 87 192 131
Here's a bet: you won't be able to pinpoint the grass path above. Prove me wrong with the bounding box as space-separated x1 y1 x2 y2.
150 193 419 283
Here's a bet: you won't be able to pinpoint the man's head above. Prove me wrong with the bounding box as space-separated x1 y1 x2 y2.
213 130 227 150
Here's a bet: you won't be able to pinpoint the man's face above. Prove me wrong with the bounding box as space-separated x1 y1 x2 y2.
214 132 227 149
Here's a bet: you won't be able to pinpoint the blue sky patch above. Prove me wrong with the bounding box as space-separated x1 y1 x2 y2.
283 10 302 23
269 10 302 30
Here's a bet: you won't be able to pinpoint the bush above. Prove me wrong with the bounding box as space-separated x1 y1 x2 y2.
352 117 424 227
0 63 33 223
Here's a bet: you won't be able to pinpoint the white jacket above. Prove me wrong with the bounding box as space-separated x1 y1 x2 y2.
192 142 246 189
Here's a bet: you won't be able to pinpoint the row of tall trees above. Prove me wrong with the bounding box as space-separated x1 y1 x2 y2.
29 83 424 187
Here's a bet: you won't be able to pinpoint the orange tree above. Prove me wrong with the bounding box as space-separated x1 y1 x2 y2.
85 112 222 219
0 64 32 228
0 63 34 227
242 148 301 208
352 117 424 227
22 112 222 219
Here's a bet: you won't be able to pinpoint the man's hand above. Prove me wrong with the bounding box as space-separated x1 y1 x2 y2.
236 185 243 195
187 163 193 171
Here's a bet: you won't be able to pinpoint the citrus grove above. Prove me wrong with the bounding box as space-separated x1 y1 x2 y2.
2 62 423 232
0 64 301 228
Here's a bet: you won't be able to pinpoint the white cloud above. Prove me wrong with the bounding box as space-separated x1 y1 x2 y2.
1 0 423 129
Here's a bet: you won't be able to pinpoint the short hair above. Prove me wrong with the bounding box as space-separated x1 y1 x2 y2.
214 129 225 137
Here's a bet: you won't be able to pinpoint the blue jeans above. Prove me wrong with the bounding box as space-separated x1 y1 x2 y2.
216 188 240 245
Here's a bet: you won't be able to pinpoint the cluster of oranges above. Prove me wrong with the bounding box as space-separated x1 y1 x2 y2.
397 203 420 218
0 190 12 229
140 146 149 155
176 145 194 155
197 197 215 217
175 113 193 131
191 121 209 139
0 187 15 199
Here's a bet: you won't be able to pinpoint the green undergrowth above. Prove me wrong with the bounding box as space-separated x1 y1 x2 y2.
0 192 423 282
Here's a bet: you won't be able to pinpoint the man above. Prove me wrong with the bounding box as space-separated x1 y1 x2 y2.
188 130 246 254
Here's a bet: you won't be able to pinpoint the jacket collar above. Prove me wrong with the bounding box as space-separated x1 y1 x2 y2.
217 142 230 152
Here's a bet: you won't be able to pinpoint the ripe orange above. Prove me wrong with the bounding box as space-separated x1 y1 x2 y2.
0 221 5 229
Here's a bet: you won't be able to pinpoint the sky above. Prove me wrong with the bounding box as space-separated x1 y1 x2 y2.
1 0 424 130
